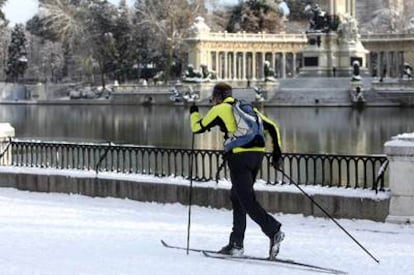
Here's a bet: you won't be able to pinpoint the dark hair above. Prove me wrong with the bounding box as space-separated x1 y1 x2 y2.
212 82 232 100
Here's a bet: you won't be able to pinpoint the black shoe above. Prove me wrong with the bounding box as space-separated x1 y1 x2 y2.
269 231 285 260
218 242 244 256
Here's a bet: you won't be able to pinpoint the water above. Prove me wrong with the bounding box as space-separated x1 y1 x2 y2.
0 104 413 155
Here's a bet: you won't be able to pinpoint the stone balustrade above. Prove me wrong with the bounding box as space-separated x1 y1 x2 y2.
187 31 308 43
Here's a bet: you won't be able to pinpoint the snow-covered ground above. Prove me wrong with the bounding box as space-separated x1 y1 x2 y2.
0 188 413 275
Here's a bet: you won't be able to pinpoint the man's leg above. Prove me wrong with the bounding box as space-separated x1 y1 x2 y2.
229 185 246 246
228 152 281 238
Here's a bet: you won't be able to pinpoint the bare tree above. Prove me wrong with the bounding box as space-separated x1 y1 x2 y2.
216 0 285 33
0 0 6 16
134 0 207 82
38 0 87 44
36 0 135 86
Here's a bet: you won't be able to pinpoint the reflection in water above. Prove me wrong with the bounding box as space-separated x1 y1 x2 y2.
0 105 413 155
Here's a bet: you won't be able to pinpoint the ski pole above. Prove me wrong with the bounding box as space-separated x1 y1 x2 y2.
0 137 12 161
94 141 112 177
186 133 195 255
276 167 380 264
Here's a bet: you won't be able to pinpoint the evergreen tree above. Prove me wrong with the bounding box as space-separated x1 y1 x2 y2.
5 24 28 82
61 41 73 80
86 0 118 88
113 0 134 83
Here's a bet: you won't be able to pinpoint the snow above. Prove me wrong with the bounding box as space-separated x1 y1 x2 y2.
385 132 414 147
0 123 15 137
0 187 412 275
394 132 414 143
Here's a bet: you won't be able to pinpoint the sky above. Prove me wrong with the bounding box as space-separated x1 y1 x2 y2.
2 0 237 26
2 0 134 26
0 185 413 275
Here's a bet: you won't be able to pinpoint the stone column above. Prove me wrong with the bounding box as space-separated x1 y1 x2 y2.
242 52 246 80
365 52 371 75
0 123 15 166
252 52 257 80
292 53 297 77
218 52 222 79
282 52 287 78
377 53 382 78
222 52 226 79
385 133 414 224
233 53 237 80
386 51 391 78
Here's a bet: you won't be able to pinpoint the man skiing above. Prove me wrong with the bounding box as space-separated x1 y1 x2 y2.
189 82 284 260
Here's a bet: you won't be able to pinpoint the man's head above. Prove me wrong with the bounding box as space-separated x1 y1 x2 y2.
212 82 232 105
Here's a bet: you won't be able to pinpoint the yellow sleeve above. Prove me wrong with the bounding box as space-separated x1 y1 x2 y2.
256 110 282 149
190 104 236 134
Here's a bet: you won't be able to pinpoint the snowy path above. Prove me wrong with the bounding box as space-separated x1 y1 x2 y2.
0 188 413 275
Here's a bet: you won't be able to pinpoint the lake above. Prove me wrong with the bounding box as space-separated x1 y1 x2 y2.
0 104 413 155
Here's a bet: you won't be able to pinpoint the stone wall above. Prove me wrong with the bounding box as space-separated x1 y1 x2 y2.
0 170 390 222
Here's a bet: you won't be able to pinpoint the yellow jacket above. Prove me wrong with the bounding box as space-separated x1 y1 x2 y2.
190 97 282 154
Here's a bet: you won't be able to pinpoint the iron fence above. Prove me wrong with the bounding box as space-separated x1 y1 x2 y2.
1 139 388 191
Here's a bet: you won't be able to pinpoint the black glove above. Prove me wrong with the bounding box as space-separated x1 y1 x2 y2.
190 105 199 114
271 148 283 169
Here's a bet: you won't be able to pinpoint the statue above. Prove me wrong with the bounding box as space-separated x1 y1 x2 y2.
183 64 216 83
200 64 217 80
407 17 414 33
263 60 277 82
351 60 361 81
253 87 265 102
169 85 200 103
184 65 202 79
276 0 290 20
337 13 360 44
152 71 164 85
304 3 329 31
403 63 412 80
351 85 365 104
188 16 211 36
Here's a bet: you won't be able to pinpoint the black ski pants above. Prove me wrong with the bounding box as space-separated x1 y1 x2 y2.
227 151 281 246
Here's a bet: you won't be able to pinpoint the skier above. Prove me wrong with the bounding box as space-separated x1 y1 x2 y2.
189 82 284 260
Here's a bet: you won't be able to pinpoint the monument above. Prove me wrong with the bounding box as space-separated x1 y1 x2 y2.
300 0 369 77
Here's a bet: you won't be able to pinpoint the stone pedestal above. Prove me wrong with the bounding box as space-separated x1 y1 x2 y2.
300 31 368 77
0 123 15 165
300 32 339 77
384 133 414 224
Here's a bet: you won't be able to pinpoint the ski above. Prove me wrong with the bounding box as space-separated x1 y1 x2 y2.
161 240 346 274
161 239 217 254
202 251 347 275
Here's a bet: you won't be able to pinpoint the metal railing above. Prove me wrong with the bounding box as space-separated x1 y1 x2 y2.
2 139 388 191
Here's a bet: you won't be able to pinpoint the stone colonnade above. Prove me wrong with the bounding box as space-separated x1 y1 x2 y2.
362 34 414 78
186 17 414 81
192 44 411 80
207 50 303 80
367 51 405 78
185 18 308 81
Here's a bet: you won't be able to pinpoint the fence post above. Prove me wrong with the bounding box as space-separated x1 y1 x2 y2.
0 123 15 166
384 133 414 224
